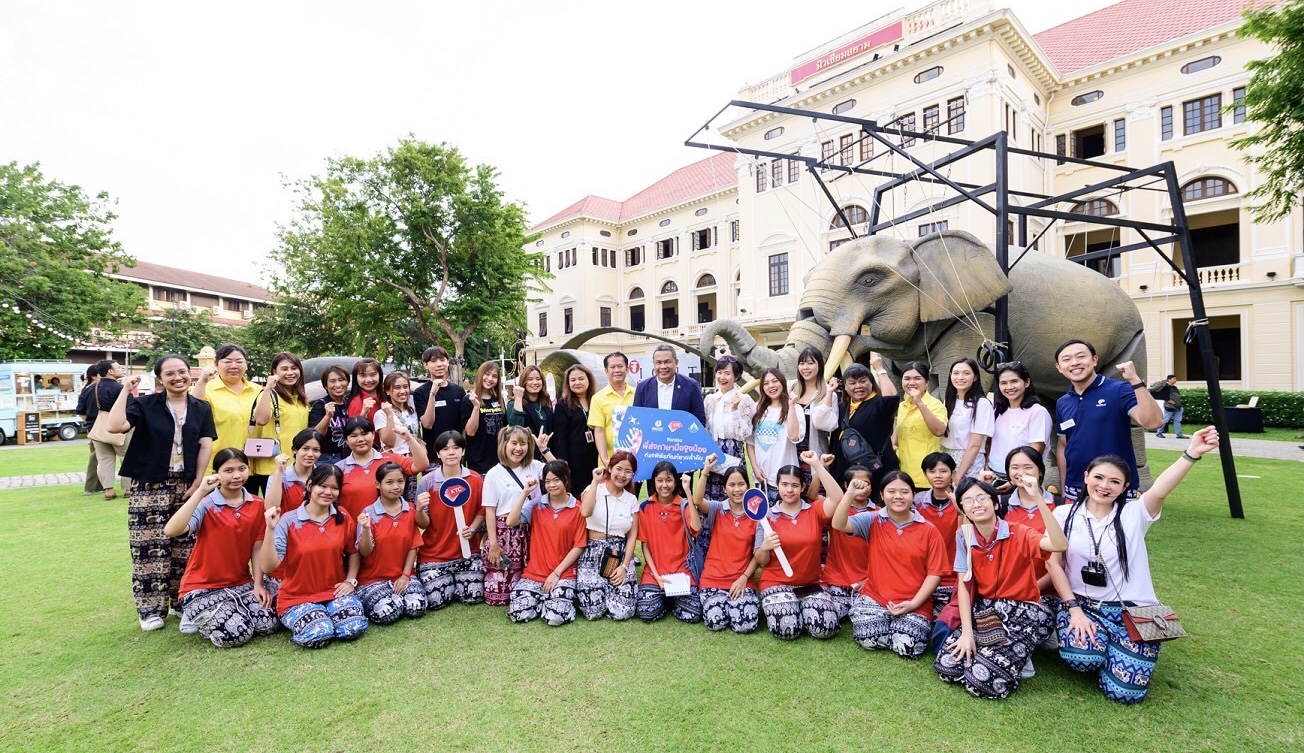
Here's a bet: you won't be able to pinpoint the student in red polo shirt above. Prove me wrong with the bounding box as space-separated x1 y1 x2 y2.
836 470 950 659
754 464 839 641
505 461 587 626
914 452 960 617
414 431 486 609
934 475 1066 698
280 429 325 513
355 462 427 624
260 464 368 649
807 452 875 622
164 448 277 648
334 417 428 519
634 462 702 623
995 446 1061 614
346 358 384 425
690 454 760 633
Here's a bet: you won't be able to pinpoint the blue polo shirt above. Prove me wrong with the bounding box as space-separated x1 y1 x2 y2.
1057 375 1139 493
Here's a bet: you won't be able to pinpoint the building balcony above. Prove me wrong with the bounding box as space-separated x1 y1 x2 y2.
1170 263 1241 289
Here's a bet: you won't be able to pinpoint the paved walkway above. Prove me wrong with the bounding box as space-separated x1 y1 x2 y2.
0 471 89 489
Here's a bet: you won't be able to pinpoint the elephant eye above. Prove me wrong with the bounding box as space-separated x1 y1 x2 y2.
862 275 878 286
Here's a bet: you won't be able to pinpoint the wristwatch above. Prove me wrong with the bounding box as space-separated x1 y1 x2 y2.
344 578 358 587
875 369 889 376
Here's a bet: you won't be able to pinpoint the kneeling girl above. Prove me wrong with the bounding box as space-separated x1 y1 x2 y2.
505 461 587 625
690 454 760 633
414 431 486 609
635 461 702 623
355 461 427 624
577 451 640 621
754 463 839 641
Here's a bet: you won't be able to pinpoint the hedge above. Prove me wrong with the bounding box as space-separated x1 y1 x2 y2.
1178 389 1304 428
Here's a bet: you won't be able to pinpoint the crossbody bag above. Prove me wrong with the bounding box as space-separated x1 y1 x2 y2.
243 392 281 458
87 381 126 447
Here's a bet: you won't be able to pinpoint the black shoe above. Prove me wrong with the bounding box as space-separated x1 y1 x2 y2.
1175 435 1187 439
1155 433 1165 438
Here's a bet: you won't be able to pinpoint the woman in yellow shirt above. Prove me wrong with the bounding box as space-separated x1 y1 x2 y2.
892 361 948 490
249 352 311 494
193 344 260 484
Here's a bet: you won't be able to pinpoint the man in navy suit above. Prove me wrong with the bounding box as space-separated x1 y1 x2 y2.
633 345 706 425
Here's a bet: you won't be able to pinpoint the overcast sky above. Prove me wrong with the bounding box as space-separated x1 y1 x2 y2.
1 0 1119 281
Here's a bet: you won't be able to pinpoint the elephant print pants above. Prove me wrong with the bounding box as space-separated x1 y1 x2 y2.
934 597 1053 699
636 584 702 623
931 585 955 621
759 586 839 640
576 538 637 621
280 596 368 649
417 555 485 610
481 517 528 606
849 594 933 658
1057 598 1161 704
508 577 578 626
699 588 759 634
128 472 194 621
355 578 428 625
825 584 859 622
179 581 278 648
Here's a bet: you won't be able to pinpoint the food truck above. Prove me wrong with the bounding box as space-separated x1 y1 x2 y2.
0 360 87 445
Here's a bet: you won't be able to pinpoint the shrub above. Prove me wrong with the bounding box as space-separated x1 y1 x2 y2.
1179 389 1304 428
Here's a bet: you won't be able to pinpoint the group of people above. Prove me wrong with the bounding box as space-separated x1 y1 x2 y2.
92 338 1214 705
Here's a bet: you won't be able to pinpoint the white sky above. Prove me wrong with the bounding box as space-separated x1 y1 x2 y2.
1 0 1119 281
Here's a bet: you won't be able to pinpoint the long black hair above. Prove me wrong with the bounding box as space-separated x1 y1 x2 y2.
651 460 682 499
993 361 1041 417
1062 454 1132 579
943 357 983 436
306 464 346 524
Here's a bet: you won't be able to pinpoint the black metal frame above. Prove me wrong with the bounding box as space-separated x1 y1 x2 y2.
686 100 1244 518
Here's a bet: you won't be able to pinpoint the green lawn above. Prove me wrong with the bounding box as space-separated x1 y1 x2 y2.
1 450 1300 752
1230 427 1302 443
0 440 89 477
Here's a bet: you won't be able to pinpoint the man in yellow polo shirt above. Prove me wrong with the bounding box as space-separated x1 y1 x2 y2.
588 352 635 467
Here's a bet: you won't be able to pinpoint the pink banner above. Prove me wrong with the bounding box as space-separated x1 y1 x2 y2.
790 21 904 85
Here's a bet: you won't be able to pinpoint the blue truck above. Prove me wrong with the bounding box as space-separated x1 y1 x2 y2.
0 360 87 445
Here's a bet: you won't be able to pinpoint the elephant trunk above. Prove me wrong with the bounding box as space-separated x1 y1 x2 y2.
700 319 834 382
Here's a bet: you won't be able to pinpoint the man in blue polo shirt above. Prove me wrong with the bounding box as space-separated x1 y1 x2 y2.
1053 339 1163 502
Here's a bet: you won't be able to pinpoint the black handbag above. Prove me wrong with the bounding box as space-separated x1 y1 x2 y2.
837 427 883 473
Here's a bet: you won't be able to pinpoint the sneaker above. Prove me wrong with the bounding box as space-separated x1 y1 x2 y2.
1155 433 1165 438
178 613 198 634
1175 435 1187 439
139 616 165 632
1020 658 1036 679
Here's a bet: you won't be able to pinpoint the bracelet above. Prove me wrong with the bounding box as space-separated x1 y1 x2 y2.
1063 599 1081 610
1182 450 1202 463
1130 381 1146 389
875 369 889 376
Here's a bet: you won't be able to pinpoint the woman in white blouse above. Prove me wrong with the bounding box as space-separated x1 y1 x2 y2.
1046 428 1218 704
703 356 756 502
577 451 640 621
942 357 995 480
987 362 1052 492
790 348 839 491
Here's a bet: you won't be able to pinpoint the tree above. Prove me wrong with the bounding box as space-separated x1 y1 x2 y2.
240 292 362 376
137 307 221 368
1231 0 1304 222
0 162 146 360
270 138 548 380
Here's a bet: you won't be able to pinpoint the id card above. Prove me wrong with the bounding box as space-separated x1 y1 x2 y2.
584 430 594 444
1059 418 1076 431
435 400 447 408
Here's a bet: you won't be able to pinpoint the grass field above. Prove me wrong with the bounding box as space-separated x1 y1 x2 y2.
0 450 1301 752
0 441 89 477
1230 427 1303 443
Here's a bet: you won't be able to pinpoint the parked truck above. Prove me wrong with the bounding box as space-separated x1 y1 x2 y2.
0 360 87 445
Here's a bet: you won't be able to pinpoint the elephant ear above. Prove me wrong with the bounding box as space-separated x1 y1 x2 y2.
909 230 1013 323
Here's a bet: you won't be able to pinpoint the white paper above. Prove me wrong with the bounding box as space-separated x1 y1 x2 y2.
661 572 692 597
718 454 743 469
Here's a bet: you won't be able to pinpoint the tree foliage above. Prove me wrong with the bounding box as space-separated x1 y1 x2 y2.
1231 0 1304 222
0 162 146 360
269 138 547 379
137 307 221 369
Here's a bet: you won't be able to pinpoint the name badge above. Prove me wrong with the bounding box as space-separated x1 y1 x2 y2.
584 430 594 444
1060 418 1076 431
434 400 447 408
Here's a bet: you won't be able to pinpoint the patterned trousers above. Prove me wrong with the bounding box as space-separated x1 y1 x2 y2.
482 517 528 606
947 449 987 479
825 584 858 622
280 595 368 649
932 585 955 621
759 586 839 640
179 580 278 648
508 577 577 626
934 597 1053 699
636 584 702 623
356 578 428 624
699 588 759 634
849 594 933 658
417 555 485 610
127 472 194 620
576 538 637 621
1057 598 1162 704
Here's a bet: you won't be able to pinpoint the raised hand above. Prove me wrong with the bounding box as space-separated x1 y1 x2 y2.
381 401 393 415
535 431 551 451
1117 361 1138 383
820 453 835 468
362 397 376 413
848 478 870 497
122 374 142 391
799 450 819 466
1188 426 1219 457
416 491 431 510
357 512 372 531
467 392 482 408
869 353 884 371
524 476 540 493
703 453 718 473
826 376 840 393
728 393 741 411
680 473 692 491
323 401 337 418
198 473 221 494
200 366 218 383
513 385 526 400
266 373 281 389
592 467 606 485
264 505 279 529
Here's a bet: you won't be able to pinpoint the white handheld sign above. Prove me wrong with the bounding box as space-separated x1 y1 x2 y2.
439 477 474 559
743 488 792 577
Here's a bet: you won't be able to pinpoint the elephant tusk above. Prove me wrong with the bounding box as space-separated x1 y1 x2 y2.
841 352 854 374
825 335 852 381
740 378 761 394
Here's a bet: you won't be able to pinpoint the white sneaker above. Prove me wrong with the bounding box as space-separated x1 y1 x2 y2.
1020 658 1036 679
178 613 198 634
139 616 165 632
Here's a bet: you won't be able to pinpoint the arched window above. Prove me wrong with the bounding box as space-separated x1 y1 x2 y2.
628 287 644 300
1070 198 1120 217
914 66 943 84
1181 177 1238 202
660 281 679 295
1071 91 1104 106
696 273 716 288
829 204 869 229
1181 56 1221 74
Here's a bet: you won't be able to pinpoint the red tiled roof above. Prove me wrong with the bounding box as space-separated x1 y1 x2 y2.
1034 0 1279 75
533 152 737 230
113 259 277 301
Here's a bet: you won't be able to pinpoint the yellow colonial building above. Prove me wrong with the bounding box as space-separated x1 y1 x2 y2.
524 0 1302 391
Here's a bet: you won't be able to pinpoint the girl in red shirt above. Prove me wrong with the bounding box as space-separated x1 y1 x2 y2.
754 464 839 641
635 462 702 623
355 462 427 625
997 446 1061 611
808 453 875 622
279 429 324 513
835 470 950 659
690 454 760 633
259 464 368 649
934 476 1066 699
346 358 384 425
505 461 587 626
414 431 486 609
165 448 277 648
334 417 429 519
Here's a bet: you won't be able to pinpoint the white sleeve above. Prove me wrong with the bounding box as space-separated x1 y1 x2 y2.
1029 405 1052 445
972 397 995 437
811 393 839 432
372 410 389 430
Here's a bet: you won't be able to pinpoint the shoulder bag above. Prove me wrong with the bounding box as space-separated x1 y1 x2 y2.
87 381 126 447
1102 536 1187 642
962 524 1011 647
243 392 281 458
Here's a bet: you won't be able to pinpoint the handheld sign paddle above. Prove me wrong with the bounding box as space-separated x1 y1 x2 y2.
743 488 792 577
439 477 474 558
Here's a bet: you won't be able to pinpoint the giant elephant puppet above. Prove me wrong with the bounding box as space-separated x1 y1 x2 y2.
700 230 1154 491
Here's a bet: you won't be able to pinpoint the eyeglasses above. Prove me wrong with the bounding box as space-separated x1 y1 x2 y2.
962 494 993 505
219 358 247 366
